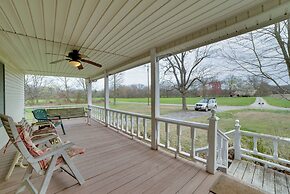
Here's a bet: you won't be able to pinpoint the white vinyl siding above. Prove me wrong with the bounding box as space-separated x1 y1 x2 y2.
0 64 24 180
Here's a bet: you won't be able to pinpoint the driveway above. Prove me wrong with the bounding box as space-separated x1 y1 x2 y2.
162 97 290 120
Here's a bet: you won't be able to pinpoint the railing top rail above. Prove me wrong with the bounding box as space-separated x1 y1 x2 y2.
90 105 105 109
107 108 151 119
26 104 87 109
224 129 235 136
156 116 209 130
240 130 290 143
218 129 230 140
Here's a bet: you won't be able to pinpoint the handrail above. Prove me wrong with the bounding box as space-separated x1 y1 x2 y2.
233 120 290 172
240 130 290 143
156 116 209 130
89 106 228 174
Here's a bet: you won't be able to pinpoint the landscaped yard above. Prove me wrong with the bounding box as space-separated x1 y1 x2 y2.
108 97 256 106
264 96 290 108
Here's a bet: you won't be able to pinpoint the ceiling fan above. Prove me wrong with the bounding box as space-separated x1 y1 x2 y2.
47 50 102 70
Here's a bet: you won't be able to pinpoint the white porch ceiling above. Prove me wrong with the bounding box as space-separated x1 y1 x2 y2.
0 0 289 79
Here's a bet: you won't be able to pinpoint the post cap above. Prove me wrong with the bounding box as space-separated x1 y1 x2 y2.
235 120 240 127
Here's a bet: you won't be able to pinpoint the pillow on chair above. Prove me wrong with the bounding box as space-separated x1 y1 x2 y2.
16 124 85 170
16 124 50 169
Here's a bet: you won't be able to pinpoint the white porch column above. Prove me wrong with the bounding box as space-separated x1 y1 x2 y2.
150 48 160 150
207 109 219 174
104 73 109 126
86 78 92 125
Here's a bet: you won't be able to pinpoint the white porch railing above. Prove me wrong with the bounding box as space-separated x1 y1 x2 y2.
90 105 229 173
227 120 290 172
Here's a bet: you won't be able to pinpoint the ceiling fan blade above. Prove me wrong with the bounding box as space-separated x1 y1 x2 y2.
49 59 67 64
46 53 67 56
81 59 102 67
77 64 84 70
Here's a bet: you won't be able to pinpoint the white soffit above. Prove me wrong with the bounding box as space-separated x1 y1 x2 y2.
0 0 288 79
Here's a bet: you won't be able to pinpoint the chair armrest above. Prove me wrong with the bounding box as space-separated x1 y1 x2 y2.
32 134 58 145
28 142 74 163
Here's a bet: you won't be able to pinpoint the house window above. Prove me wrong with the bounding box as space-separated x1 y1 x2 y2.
0 63 4 126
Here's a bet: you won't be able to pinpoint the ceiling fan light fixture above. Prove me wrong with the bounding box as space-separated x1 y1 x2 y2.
68 60 81 67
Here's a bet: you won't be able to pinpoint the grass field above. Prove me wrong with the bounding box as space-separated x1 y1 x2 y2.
263 97 290 108
110 97 256 106
26 97 256 107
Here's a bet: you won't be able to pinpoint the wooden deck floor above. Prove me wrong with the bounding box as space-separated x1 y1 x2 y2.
228 160 290 194
0 118 263 194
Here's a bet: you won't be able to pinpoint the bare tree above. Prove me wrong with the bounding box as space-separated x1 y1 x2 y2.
110 73 123 105
75 78 87 92
58 77 72 102
162 48 212 110
25 75 46 104
223 19 290 100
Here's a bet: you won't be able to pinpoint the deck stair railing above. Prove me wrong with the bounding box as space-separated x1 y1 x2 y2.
226 120 290 172
90 105 229 174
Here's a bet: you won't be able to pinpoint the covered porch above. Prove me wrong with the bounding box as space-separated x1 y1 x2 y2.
0 0 290 193
0 118 238 194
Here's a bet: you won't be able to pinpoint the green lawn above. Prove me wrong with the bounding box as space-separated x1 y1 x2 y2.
26 97 256 107
263 97 290 108
172 109 290 160
109 97 256 106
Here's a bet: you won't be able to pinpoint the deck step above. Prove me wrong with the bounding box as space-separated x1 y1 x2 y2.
229 160 290 194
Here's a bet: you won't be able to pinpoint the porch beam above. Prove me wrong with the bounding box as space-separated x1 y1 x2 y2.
104 73 109 126
86 79 92 125
150 48 160 150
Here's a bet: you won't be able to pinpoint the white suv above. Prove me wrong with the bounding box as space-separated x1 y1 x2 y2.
194 98 217 111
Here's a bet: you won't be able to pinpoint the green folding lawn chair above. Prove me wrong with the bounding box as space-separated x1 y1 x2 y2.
32 109 66 135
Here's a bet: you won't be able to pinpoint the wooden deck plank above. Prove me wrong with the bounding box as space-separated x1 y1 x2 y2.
242 161 255 184
192 172 222 194
0 119 273 194
159 167 201 194
275 171 288 194
287 174 290 194
176 170 209 194
228 160 240 176
234 160 247 180
263 168 275 194
109 156 178 194
130 162 188 193
252 165 264 189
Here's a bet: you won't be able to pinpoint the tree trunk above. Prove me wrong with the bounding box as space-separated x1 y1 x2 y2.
181 93 187 111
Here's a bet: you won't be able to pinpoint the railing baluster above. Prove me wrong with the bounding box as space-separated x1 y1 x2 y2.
273 139 278 160
165 122 169 149
116 113 119 129
223 138 228 167
217 134 222 164
143 118 147 140
190 127 196 159
175 124 181 158
253 136 258 154
125 115 128 133
136 117 140 138
131 115 134 137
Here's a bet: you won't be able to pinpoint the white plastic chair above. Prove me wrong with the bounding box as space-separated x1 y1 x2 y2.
0 114 85 194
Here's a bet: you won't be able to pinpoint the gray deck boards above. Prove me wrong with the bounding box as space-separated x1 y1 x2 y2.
228 159 290 194
1 119 222 194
